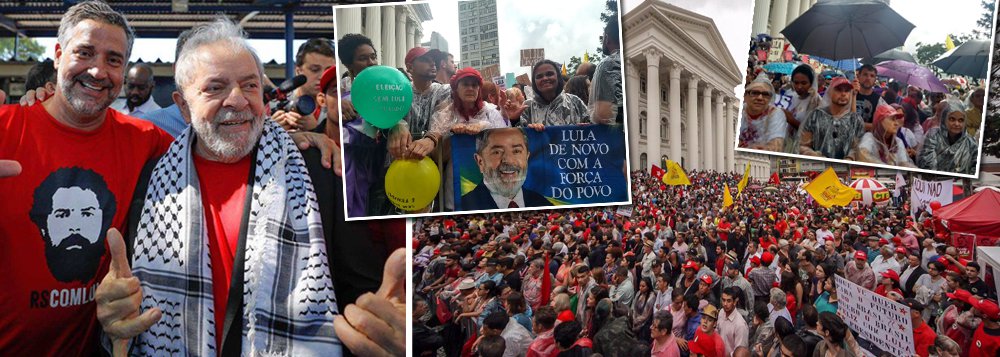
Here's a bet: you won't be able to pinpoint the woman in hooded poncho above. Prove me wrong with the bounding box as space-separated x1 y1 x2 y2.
917 99 979 174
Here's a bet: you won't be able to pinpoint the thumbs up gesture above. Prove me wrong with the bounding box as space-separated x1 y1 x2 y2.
95 228 162 354
333 248 405 357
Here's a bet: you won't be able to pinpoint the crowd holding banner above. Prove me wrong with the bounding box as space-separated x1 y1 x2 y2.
413 165 1000 357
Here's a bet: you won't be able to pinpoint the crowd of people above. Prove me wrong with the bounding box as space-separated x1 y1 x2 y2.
0 1 405 355
412 168 1000 357
741 42 983 175
336 16 624 216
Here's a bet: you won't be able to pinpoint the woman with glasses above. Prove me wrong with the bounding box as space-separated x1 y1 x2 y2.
739 80 788 152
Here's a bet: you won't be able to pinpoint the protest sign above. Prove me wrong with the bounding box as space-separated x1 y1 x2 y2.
451 125 628 211
909 178 953 218
767 38 785 62
520 48 545 67
516 73 531 86
493 76 506 89
615 206 633 217
481 64 501 81
835 275 915 357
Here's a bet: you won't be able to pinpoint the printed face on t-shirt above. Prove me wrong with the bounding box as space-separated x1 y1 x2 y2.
30 167 115 284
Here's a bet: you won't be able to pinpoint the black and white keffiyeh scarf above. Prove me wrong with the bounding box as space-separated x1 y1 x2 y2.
130 120 341 356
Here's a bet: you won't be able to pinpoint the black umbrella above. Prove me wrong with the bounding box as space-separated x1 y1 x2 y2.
861 48 917 64
933 39 990 79
781 0 915 65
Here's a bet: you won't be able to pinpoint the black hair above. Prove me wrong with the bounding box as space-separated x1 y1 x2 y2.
819 312 848 343
791 64 814 84
477 335 506 357
30 167 116 240
337 33 374 65
781 334 808 356
295 37 335 67
684 294 700 310
859 64 878 75
554 320 582 348
564 75 590 105
530 59 565 103
801 304 819 328
774 316 795 339
483 310 509 331
534 306 557 330
25 60 56 90
603 16 620 45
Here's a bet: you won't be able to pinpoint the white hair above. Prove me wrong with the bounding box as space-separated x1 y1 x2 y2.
174 18 264 95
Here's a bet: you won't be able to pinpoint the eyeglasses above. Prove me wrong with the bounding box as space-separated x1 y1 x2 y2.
745 90 772 98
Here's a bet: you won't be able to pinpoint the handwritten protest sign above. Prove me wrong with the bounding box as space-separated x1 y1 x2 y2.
520 48 545 67
451 125 628 211
615 206 633 217
835 275 915 357
910 178 953 218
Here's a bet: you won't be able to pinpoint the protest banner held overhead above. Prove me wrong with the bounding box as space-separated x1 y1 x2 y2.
910 177 953 218
451 125 628 211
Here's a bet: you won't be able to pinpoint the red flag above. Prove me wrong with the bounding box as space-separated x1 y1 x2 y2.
540 253 552 306
651 165 665 180
769 173 780 185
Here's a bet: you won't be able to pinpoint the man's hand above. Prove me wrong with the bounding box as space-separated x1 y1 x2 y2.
527 123 545 132
388 125 412 160
96 228 162 355
0 160 21 178
20 86 52 106
341 99 359 122
291 132 342 176
272 110 318 132
334 248 405 357
406 138 435 159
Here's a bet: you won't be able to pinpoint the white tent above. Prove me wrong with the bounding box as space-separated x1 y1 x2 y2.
976 246 1000 295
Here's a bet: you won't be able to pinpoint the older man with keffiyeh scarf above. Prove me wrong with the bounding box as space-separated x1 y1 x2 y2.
93 19 403 357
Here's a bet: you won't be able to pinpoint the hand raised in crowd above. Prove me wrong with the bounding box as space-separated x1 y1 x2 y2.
291 131 342 176
498 91 527 120
341 99 359 122
334 248 406 357
20 85 53 106
527 123 546 132
96 228 163 356
0 160 20 178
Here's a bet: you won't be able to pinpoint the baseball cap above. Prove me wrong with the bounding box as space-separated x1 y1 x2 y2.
972 299 1000 320
879 238 889 245
895 247 907 255
404 47 441 65
683 261 699 270
903 298 925 312
318 65 338 93
854 251 867 260
761 252 774 265
750 256 761 265
830 77 852 90
700 275 713 285
701 304 720 320
946 289 973 303
881 270 900 283
557 310 576 322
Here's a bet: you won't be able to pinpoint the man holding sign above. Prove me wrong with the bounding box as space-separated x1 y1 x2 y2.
462 128 550 210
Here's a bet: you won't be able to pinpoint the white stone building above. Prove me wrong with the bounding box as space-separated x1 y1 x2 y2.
334 3 433 71
751 0 820 37
624 0 771 178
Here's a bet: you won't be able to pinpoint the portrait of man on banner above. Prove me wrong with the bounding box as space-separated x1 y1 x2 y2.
462 127 551 210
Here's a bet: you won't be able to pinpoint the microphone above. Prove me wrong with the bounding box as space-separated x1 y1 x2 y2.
266 74 307 102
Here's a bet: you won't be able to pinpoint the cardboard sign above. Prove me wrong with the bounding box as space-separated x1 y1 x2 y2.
480 64 501 81
516 74 531 86
520 48 545 67
909 178 954 218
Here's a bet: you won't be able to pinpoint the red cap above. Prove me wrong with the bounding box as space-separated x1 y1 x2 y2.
895 247 907 254
973 299 1000 320
892 237 902 244
318 65 338 93
700 275 713 285
450 67 483 88
881 270 900 282
761 252 774 265
873 104 902 126
404 47 441 65
750 256 761 265
830 76 852 91
683 261 699 270
860 231 869 237
854 251 867 260
879 238 889 245
946 289 973 303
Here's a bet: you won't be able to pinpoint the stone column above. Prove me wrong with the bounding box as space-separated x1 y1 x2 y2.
725 99 735 172
752 0 772 35
769 0 789 37
365 7 381 57
668 64 682 164
337 8 363 41
715 92 725 172
800 0 812 16
405 20 416 56
396 10 407 69
414 28 423 52
702 87 713 171
686 75 700 169
645 49 662 168
786 0 801 28
381 6 397 68
626 61 641 170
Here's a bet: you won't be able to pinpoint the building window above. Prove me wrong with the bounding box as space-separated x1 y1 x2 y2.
639 111 646 135
640 77 646 94
661 87 667 102
660 118 667 138
640 153 647 171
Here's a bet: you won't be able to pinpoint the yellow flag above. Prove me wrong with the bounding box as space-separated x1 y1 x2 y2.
662 160 691 186
736 162 750 196
804 168 858 208
723 183 734 209
561 63 568 76
946 35 956 51
583 51 590 63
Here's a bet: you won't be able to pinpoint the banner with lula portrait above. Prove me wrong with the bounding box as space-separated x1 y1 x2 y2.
451 125 629 212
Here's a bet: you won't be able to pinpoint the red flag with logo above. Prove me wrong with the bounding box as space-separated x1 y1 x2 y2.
651 165 665 180
769 173 780 185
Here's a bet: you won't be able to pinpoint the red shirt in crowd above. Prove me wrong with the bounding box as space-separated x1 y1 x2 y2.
912 320 936 357
969 324 1000 357
0 103 171 356
717 221 731 242
194 154 251 348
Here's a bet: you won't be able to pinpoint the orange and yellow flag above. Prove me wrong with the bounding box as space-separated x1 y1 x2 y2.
723 183 734 209
662 160 691 186
804 168 858 208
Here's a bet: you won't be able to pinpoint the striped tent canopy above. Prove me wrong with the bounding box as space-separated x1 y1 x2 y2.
850 178 890 206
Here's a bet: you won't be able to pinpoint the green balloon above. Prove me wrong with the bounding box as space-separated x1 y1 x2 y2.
351 66 413 129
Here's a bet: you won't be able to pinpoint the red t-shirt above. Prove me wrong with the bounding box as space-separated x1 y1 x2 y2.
0 103 171 356
717 221 731 241
690 328 725 357
912 321 936 357
194 154 251 348
969 324 1000 357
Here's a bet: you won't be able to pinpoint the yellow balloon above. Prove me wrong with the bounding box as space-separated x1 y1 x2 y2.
385 157 441 212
